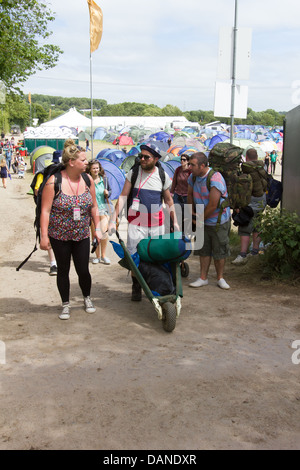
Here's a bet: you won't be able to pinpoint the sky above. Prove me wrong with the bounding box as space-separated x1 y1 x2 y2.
21 0 300 113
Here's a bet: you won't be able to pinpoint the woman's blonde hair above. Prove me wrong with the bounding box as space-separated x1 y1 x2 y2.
62 139 85 165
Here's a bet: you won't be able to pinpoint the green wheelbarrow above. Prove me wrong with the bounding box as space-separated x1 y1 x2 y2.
113 230 185 332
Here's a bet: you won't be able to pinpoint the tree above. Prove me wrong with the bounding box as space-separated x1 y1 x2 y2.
5 93 30 130
0 0 63 91
161 104 183 116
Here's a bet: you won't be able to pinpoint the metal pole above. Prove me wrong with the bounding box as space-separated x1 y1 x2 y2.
90 51 94 159
230 0 238 144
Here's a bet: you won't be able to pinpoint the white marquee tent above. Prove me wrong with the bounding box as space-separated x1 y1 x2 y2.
41 107 91 130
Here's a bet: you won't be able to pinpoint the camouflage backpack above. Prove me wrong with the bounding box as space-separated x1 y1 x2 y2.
241 160 268 197
208 142 253 210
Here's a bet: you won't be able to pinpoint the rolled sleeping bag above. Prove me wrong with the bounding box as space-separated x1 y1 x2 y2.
137 231 191 264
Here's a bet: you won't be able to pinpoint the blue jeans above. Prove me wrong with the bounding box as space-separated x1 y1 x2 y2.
173 193 187 231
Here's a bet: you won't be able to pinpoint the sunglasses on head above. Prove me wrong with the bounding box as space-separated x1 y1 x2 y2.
138 153 152 161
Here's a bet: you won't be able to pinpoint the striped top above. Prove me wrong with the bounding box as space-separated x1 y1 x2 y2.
126 166 171 227
188 168 230 226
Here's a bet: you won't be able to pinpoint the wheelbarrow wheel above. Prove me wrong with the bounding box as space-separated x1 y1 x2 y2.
180 261 189 278
162 302 177 332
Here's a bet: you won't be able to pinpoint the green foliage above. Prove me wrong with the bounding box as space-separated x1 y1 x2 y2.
5 93 30 130
0 0 63 91
255 207 300 279
1 91 287 131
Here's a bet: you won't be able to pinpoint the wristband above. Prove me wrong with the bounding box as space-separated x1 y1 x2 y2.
95 228 101 232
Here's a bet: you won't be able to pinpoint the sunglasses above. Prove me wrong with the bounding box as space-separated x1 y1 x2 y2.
181 158 187 161
138 153 152 161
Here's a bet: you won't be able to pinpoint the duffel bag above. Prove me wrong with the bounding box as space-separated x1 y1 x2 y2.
137 231 191 263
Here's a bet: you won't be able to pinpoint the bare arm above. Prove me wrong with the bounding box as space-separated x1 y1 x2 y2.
163 188 180 231
88 175 102 242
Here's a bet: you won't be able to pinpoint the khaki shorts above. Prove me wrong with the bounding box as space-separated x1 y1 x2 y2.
195 220 231 260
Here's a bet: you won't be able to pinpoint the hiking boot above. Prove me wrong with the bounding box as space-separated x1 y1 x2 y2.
131 277 142 301
49 265 57 276
84 296 96 313
231 255 248 265
59 303 70 320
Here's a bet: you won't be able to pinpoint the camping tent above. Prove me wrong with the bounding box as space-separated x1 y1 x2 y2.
160 161 178 179
93 127 107 140
95 158 126 200
41 107 91 130
113 134 134 146
30 146 56 173
120 154 138 173
97 149 126 166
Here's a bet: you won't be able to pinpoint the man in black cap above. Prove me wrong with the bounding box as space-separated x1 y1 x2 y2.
109 143 179 301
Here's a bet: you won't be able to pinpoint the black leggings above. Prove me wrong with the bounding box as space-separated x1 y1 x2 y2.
50 237 91 304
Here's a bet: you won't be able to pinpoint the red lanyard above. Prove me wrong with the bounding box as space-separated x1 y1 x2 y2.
136 168 156 198
67 175 80 205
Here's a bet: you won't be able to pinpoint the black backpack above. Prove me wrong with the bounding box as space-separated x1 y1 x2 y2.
124 160 166 219
16 165 91 271
266 174 283 208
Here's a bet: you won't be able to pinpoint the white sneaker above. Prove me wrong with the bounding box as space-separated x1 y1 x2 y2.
84 296 96 313
92 258 100 264
100 256 111 265
231 255 248 265
217 278 230 289
59 303 70 320
189 278 209 288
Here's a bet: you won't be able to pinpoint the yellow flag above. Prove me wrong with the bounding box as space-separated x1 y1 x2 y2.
87 0 103 53
28 93 31 104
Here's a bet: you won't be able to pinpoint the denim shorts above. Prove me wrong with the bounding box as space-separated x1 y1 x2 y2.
195 219 231 260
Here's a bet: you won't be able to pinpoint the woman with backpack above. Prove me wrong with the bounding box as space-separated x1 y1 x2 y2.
39 139 102 320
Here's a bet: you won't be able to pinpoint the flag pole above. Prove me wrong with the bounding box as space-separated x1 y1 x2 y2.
87 0 103 160
90 49 94 159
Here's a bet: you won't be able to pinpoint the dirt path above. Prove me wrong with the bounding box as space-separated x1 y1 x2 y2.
0 159 299 450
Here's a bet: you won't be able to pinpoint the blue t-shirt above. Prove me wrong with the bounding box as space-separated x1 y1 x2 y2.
188 168 230 226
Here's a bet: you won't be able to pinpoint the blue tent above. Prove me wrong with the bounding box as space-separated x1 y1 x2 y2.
96 148 126 166
160 161 178 179
141 139 169 152
95 158 126 200
93 127 107 140
208 134 229 150
149 131 171 142
127 145 141 156
163 160 181 174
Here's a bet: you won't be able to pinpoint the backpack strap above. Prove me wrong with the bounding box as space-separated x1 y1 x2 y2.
53 171 91 198
82 172 91 188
